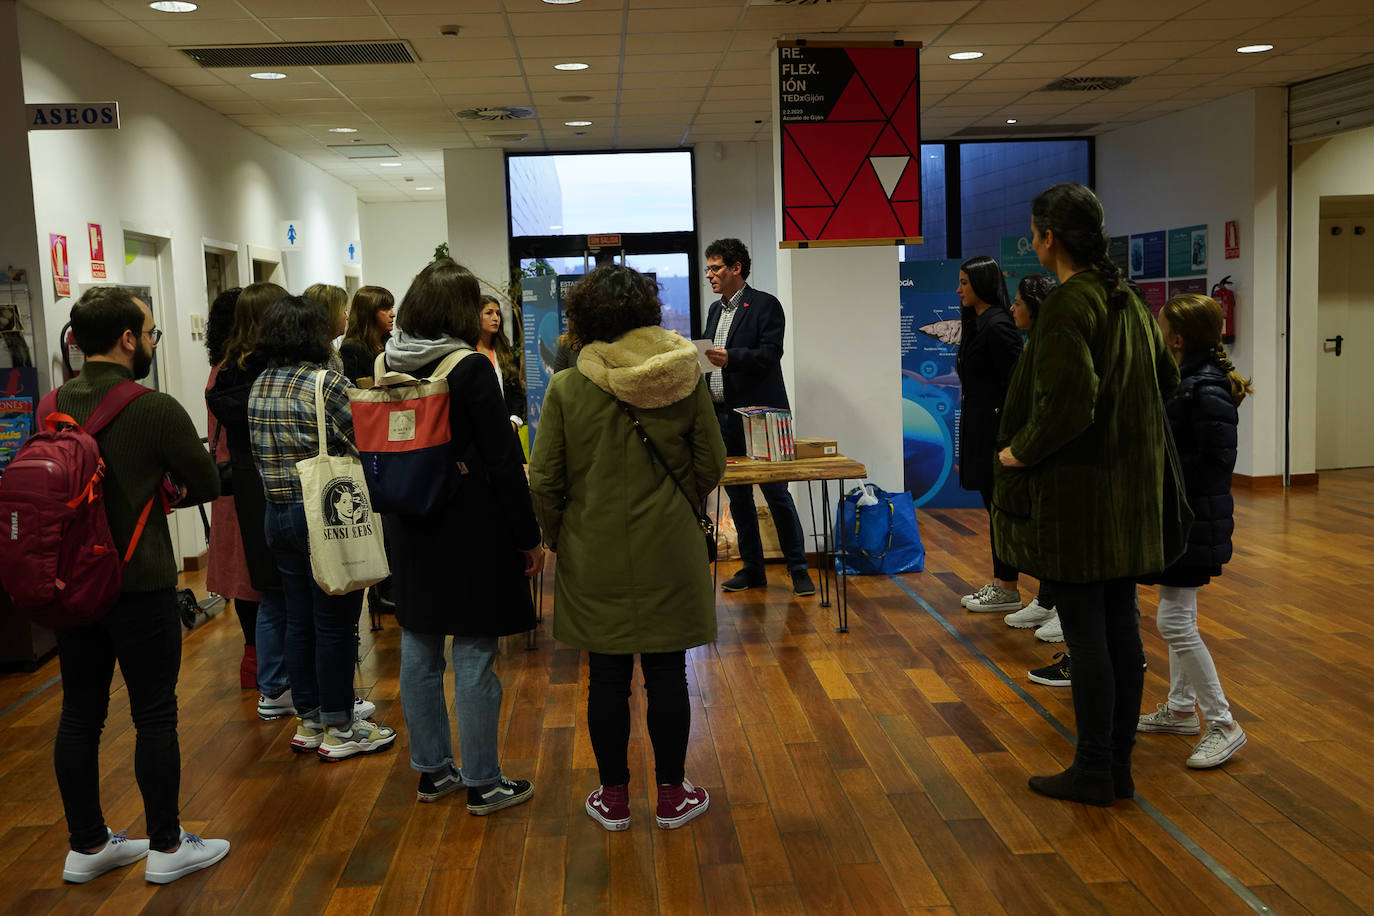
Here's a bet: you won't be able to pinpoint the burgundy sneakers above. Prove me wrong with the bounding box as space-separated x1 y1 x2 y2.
655 779 709 829
585 785 631 831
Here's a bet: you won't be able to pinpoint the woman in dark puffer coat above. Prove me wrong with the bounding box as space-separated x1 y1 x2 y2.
1137 293 1253 770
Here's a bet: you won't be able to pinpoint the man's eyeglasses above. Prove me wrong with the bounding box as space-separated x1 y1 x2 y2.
705 264 730 275
144 327 163 345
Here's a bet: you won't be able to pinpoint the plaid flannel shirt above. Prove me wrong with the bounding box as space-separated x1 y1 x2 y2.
248 365 358 505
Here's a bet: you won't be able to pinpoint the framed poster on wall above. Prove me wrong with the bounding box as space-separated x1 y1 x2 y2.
778 40 922 249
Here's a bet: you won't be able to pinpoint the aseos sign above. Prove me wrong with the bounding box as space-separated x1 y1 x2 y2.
26 103 120 131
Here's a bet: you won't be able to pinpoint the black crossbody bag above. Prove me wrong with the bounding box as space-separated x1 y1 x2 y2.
614 399 717 564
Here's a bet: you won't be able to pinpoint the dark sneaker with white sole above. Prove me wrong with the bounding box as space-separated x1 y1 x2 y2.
791 570 816 596
467 776 533 815
656 779 709 829
721 570 766 592
1028 653 1072 686
417 765 464 803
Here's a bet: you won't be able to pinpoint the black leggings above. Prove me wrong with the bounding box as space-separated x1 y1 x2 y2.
1051 578 1144 774
235 598 258 647
587 651 690 787
977 485 1019 582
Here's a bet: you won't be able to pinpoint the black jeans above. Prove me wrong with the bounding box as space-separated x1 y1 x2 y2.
54 589 182 852
978 485 1019 582
1050 578 1144 774
587 651 690 787
715 405 809 575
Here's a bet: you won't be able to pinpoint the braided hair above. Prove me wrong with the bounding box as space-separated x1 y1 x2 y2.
1031 183 1128 310
1016 273 1058 325
1160 294 1254 406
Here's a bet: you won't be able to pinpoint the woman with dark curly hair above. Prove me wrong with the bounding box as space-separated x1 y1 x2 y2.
529 264 726 832
247 294 397 762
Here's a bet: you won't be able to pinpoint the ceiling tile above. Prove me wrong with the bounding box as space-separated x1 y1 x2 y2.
139 19 282 45
238 0 378 15
314 64 426 82
507 10 627 36
1038 20 1156 42
626 34 728 55
406 37 517 61
1136 19 1268 43
622 53 722 73
22 0 123 21
981 61 1090 80
1007 42 1119 63
61 19 162 46
420 59 523 79
383 14 509 40
1071 0 1198 19
961 0 1094 22
259 17 392 43
516 35 623 57
626 7 741 32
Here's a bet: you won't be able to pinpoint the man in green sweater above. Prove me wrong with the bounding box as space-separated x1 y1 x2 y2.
52 287 230 885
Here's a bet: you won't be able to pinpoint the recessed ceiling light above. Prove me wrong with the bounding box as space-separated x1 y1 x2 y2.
1237 43 1274 54
416 186 433 191
948 51 984 61
1006 118 1017 124
379 161 402 167
328 127 357 133
250 71 286 80
554 62 590 71
149 1 197 11
565 120 593 127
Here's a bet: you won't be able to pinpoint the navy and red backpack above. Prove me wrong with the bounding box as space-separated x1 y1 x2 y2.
0 381 158 629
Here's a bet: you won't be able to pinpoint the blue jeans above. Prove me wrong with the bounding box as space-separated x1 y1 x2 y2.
54 589 182 852
399 629 502 788
255 587 288 697
264 501 364 727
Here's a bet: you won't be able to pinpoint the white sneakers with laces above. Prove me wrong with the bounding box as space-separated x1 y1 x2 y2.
1187 721 1247 769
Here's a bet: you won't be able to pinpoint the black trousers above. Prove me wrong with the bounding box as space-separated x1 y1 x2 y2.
1050 578 1144 774
715 405 808 574
54 589 182 852
977 484 1019 582
586 651 690 787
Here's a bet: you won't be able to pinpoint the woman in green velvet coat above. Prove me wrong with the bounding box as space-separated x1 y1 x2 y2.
993 183 1180 808
529 265 726 833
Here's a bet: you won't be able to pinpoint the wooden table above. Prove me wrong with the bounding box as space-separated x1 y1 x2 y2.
718 454 867 632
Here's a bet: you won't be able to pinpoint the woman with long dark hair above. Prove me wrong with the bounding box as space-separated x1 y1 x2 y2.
339 285 394 385
529 265 726 832
247 295 396 762
994 183 1179 806
955 254 1024 614
203 287 260 688
476 294 527 430
381 259 542 809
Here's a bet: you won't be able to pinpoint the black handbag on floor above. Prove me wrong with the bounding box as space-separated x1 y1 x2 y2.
615 399 717 564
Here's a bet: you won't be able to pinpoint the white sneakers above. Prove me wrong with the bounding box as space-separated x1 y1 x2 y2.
62 828 149 883
145 829 231 884
64 827 229 885
1005 598 1057 629
1136 704 1201 735
1187 721 1247 769
962 583 1023 613
1034 614 1064 643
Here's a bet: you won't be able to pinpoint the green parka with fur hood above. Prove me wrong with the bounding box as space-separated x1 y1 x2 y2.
529 326 727 654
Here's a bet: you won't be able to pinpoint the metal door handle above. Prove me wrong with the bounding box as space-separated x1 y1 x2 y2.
1325 334 1343 357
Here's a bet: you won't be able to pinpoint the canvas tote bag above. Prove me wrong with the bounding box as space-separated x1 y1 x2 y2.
297 369 389 595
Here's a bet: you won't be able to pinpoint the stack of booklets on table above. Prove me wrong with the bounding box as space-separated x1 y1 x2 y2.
734 406 794 461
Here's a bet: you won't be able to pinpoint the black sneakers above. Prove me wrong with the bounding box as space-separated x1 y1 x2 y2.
721 570 766 592
1028 653 1072 686
791 570 816 596
467 776 534 815
417 765 464 804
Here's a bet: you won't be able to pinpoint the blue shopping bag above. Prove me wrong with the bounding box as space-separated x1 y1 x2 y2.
835 484 925 575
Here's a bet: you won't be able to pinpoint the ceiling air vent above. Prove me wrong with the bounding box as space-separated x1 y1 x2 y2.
455 106 535 122
1040 76 1134 92
179 41 417 69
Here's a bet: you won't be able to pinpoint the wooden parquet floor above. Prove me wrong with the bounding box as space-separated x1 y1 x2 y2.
1 470 1372 914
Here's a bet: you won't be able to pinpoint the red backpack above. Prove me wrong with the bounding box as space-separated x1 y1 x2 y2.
0 381 157 629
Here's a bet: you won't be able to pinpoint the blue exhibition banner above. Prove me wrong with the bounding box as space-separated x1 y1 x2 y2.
521 274 560 448
999 234 1051 304
899 259 981 508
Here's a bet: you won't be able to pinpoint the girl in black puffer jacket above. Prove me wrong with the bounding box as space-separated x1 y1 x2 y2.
1137 294 1253 770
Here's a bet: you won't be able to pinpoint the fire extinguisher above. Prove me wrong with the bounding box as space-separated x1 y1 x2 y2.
58 320 85 380
1211 276 1236 344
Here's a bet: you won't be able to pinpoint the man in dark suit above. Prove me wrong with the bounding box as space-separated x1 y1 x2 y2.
702 238 815 596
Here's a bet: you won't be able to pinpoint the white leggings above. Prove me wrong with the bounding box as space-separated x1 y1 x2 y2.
1157 585 1233 727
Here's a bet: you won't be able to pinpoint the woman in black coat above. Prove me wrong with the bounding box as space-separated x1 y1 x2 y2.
381 258 544 810
1137 294 1253 770
955 255 1024 613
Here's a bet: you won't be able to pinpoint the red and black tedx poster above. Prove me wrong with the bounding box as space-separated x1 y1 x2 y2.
778 41 922 248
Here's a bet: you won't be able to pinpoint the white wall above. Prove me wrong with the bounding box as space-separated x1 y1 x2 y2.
358 200 447 306
1291 123 1374 476
1096 88 1289 478
20 6 360 561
